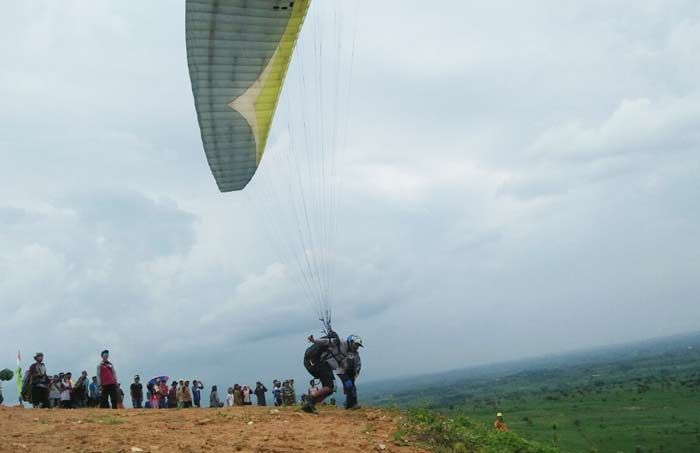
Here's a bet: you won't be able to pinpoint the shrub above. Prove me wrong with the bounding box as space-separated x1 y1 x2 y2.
395 408 559 453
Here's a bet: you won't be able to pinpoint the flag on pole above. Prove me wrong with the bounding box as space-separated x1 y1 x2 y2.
16 350 23 400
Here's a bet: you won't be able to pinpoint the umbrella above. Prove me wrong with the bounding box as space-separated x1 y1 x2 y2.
148 376 169 386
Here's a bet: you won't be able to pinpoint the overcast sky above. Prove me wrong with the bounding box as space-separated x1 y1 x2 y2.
1 1 699 405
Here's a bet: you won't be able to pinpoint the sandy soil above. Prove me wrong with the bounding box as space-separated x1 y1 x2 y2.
0 406 428 453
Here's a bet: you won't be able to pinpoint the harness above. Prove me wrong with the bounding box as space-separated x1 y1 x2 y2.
305 334 349 387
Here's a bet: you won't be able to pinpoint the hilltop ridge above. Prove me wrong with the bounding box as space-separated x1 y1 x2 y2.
0 405 556 453
1 406 424 453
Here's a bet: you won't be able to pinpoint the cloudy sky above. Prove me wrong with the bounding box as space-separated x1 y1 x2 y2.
1 1 699 404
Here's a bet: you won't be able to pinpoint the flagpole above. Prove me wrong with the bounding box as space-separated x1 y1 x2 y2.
16 350 23 407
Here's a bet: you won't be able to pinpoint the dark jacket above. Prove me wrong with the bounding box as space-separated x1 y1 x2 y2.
254 385 267 405
130 382 143 400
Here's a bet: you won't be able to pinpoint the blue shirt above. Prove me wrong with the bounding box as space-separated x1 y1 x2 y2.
89 382 100 398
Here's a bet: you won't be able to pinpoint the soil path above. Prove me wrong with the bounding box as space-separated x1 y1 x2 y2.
0 406 428 453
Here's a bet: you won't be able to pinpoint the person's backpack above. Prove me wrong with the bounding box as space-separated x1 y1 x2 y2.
303 331 340 373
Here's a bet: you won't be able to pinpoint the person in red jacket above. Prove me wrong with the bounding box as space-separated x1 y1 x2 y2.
96 350 119 409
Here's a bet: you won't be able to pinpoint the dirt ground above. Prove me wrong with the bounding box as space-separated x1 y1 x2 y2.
0 406 428 453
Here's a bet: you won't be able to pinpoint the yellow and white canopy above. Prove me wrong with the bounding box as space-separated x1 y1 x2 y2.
186 0 311 192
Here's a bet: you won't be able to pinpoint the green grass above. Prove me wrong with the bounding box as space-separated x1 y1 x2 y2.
395 408 559 453
365 332 700 452
85 415 125 425
459 387 700 452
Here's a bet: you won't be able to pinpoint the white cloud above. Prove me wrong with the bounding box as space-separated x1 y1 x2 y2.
529 96 700 161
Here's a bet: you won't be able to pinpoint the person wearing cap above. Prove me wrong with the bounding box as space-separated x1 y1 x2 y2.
96 350 119 409
130 375 143 408
24 352 50 408
494 413 508 432
169 381 179 408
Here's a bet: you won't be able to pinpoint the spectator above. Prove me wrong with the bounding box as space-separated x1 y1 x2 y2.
150 382 160 409
272 380 282 407
192 380 204 408
158 380 168 409
176 380 184 408
289 379 297 405
96 350 119 409
233 384 243 406
209 385 223 408
281 380 293 406
130 375 143 408
49 376 61 409
88 376 100 407
254 382 267 406
242 385 252 406
494 413 509 432
24 352 49 408
308 379 318 397
169 381 178 408
72 371 88 408
60 372 73 408
226 387 234 407
181 380 193 408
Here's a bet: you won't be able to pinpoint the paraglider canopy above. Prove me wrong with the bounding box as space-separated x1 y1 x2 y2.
186 1 358 332
186 0 311 192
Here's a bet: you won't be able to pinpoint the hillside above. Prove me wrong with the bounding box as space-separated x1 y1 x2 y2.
363 332 700 452
1 406 419 453
0 405 558 453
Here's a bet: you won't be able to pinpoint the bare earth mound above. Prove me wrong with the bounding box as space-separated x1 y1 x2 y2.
0 406 428 453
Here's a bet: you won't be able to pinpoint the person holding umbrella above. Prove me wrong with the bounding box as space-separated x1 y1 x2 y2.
149 380 160 409
159 379 168 409
147 376 169 409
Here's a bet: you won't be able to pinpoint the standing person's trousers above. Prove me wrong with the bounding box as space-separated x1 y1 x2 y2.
338 374 358 409
31 386 50 408
100 384 119 409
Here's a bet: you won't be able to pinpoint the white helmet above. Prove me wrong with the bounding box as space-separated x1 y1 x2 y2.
347 335 364 349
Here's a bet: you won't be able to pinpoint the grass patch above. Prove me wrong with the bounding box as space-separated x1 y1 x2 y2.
367 333 700 452
395 408 559 453
84 415 125 425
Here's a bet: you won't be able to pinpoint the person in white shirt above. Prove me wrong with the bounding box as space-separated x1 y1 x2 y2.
60 373 73 408
49 376 61 408
226 387 235 407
